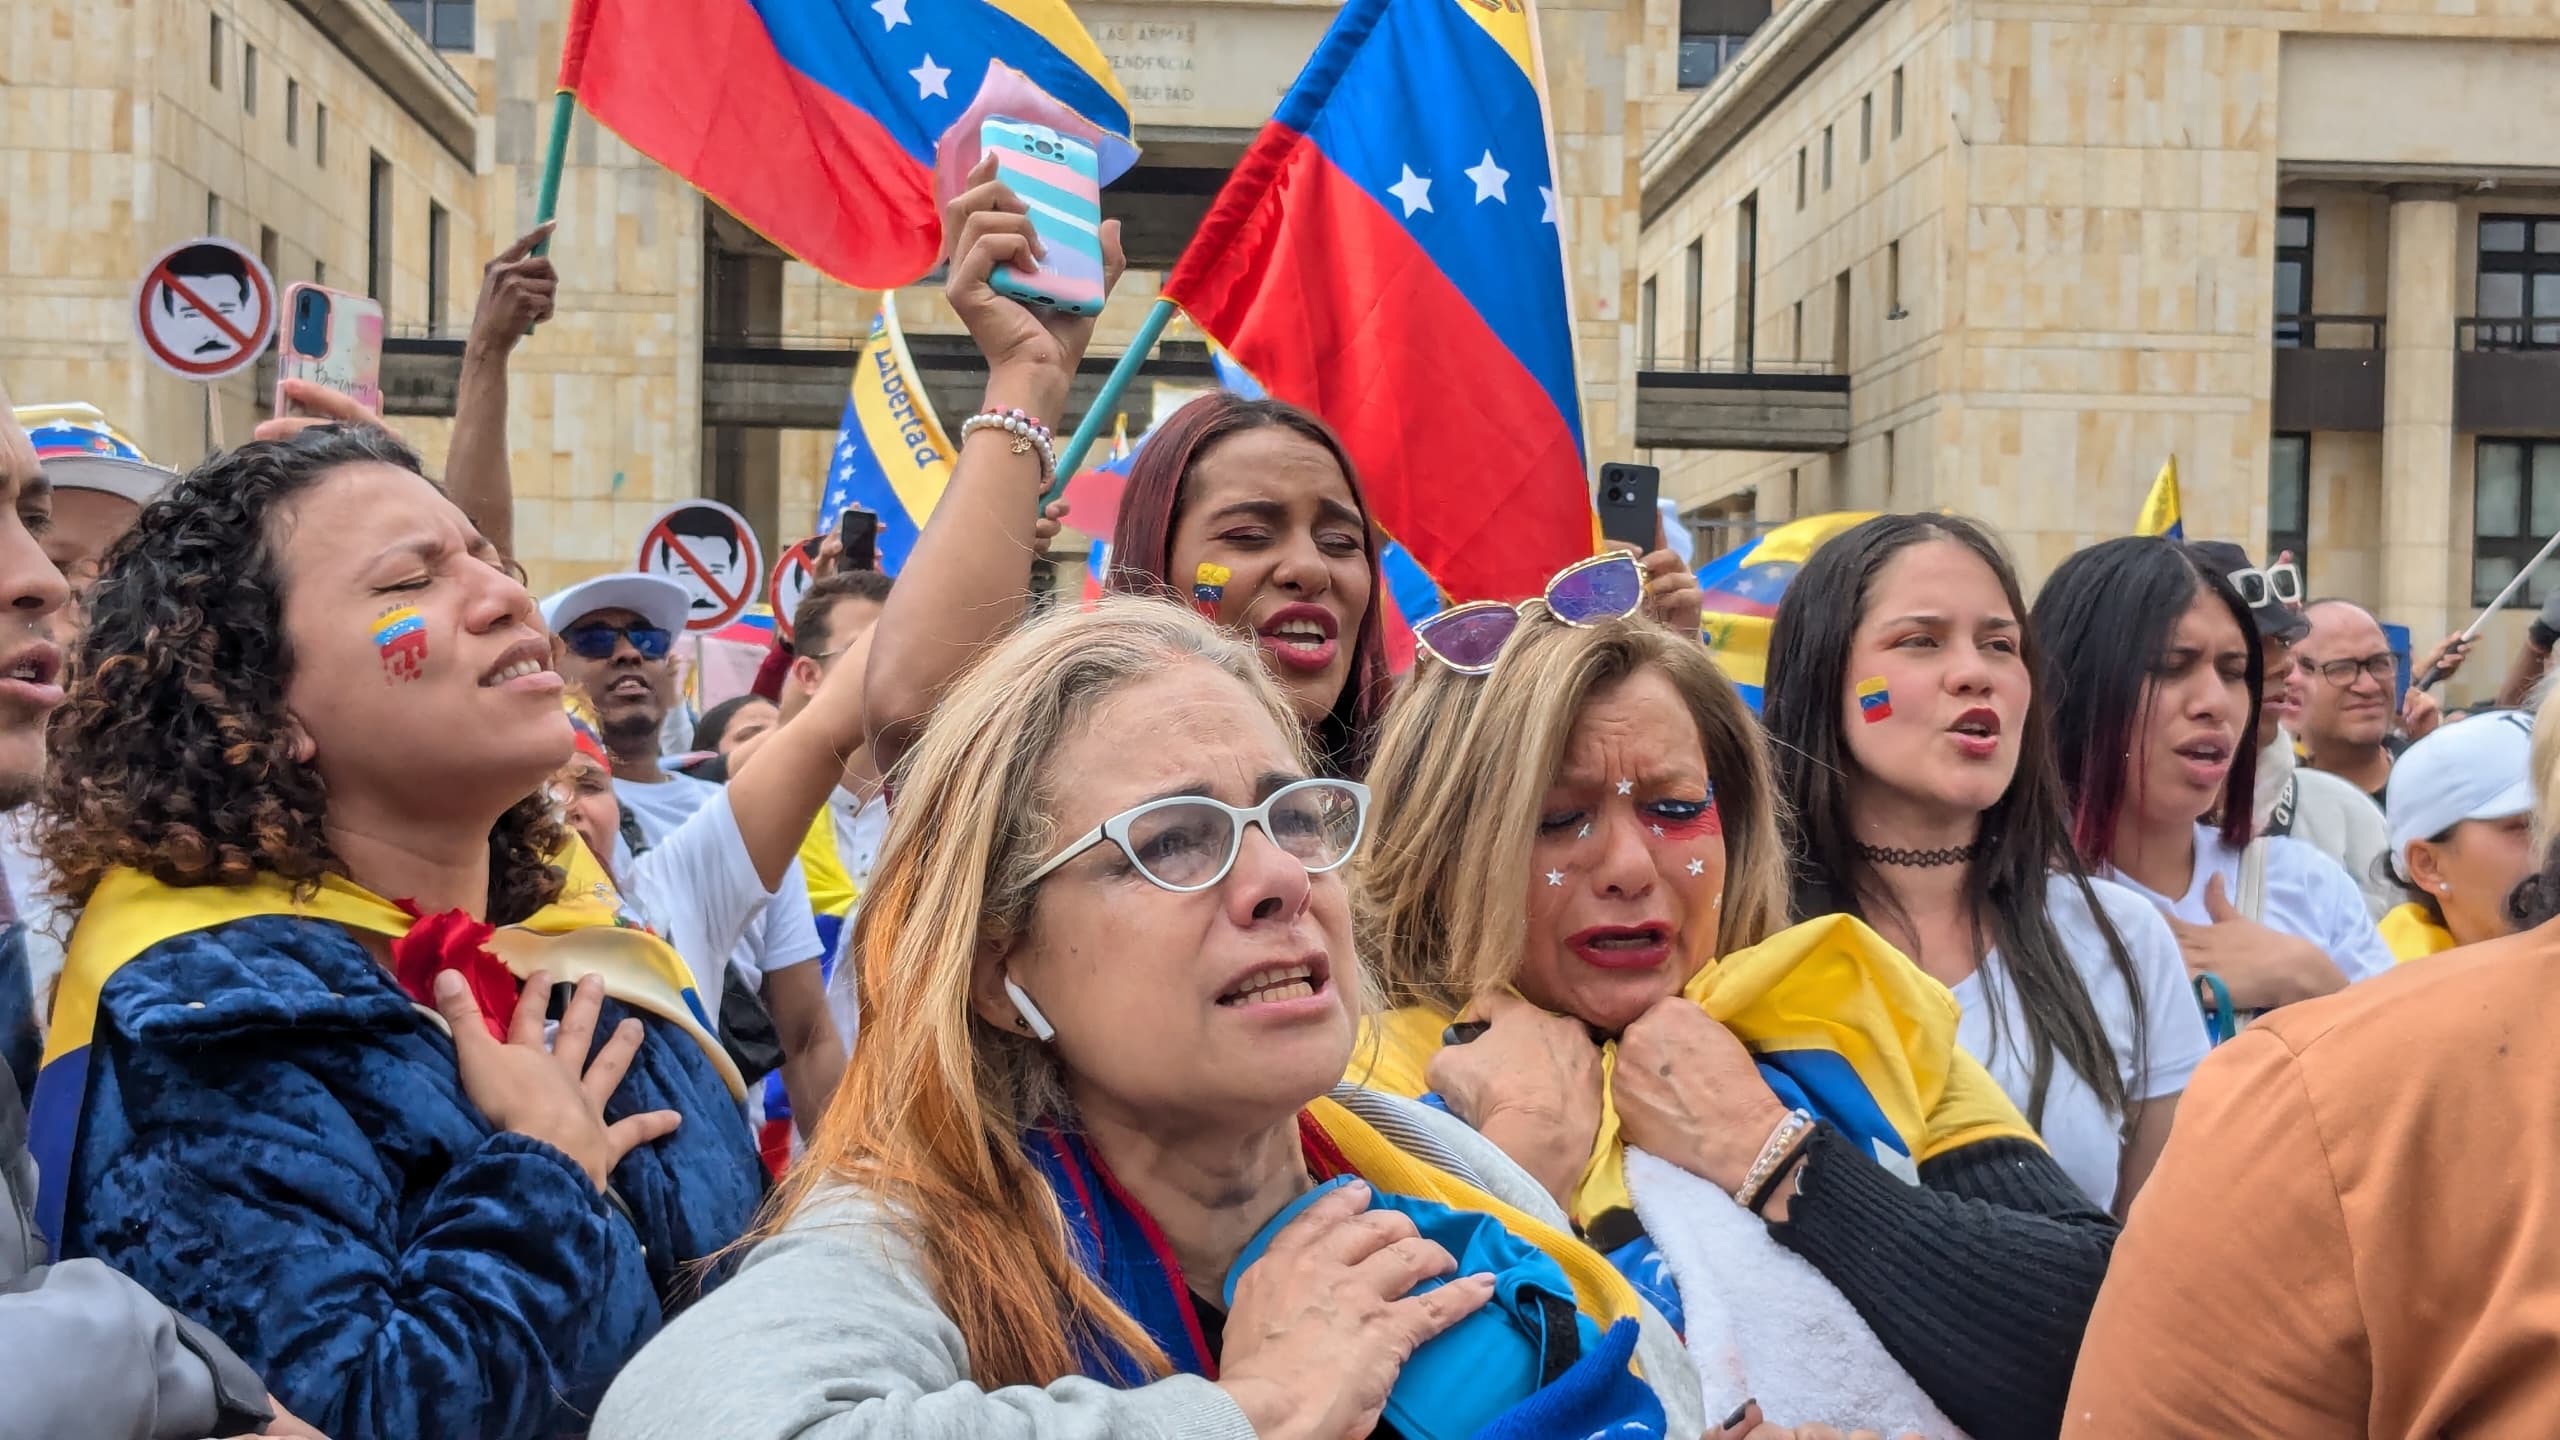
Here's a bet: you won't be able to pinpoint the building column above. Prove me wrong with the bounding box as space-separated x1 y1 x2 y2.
2380 185 2460 643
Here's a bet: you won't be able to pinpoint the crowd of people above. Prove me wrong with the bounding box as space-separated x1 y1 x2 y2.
4 175 2559 1440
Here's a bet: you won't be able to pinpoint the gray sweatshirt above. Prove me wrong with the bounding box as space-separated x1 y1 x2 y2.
592 1087 1703 1439
1 1059 272 1440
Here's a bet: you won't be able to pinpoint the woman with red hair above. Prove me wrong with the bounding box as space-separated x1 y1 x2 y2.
866 162 1395 777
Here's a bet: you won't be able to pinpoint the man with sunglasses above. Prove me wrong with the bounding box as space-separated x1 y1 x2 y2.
543 575 843 1142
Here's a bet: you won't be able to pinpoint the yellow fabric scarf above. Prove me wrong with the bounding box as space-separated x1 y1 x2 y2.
42 840 745 1099
2378 902 2456 962
1304 1095 1645 1328
1350 914 2039 1227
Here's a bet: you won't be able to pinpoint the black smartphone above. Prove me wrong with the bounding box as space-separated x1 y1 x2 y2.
1596 463 1662 550
837 508 880 572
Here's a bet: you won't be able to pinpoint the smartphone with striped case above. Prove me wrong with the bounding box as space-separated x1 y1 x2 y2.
982 117 1105 318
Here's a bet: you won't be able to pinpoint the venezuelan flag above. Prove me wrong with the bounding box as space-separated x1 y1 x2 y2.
1696 511 1876 709
2135 456 2182 539
559 0 1133 289
1161 0 1592 607
817 306 956 574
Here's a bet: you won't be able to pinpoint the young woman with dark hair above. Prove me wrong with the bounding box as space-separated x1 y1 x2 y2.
1761 515 2203 1213
28 426 766 1439
864 160 1394 778
2030 536 2391 1011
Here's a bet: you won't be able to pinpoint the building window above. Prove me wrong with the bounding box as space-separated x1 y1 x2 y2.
1791 300 1805 362
286 78 300 145
210 16 224 89
206 192 220 235
1886 239 1903 316
316 104 329 166
2274 209 2314 348
243 45 258 114
391 0 475 50
1676 0 1766 90
428 202 450 335
1795 147 1807 210
2269 433 2311 583
1639 277 1659 365
1821 126 1834 190
368 153 393 309
1735 193 1758 368
2476 215 2560 350
2474 439 2560 606
314 259 327 285
1891 67 1904 137
1678 33 1750 89
1860 95 1873 162
1682 239 1704 364
259 226 278 279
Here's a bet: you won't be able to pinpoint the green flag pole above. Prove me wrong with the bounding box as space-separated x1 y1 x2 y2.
1045 297 1176 506
533 90 574 252
519 90 574 336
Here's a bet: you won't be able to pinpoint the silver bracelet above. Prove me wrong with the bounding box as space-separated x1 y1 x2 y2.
1733 1108 1814 1208
957 411 1056 483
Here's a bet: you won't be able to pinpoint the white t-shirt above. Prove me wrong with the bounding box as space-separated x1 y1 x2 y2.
615 771 824 993
1949 876 2210 1209
619 788 779 999
0 815 65 1025
2105 823 2396 985
822 789 889 1058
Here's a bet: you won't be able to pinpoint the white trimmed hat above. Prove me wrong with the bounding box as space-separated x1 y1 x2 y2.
539 572 689 638
15 402 177 506
2385 709 2536 880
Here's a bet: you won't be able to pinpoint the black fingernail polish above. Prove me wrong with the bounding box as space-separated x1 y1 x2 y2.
1442 1019 1490 1045
1720 1401 1753 1430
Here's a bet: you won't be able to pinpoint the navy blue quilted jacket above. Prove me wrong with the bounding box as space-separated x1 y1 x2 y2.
50 915 766 1439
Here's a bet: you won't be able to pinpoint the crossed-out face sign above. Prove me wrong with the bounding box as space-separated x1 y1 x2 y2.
133 237 277 381
638 499 764 632
769 538 821 645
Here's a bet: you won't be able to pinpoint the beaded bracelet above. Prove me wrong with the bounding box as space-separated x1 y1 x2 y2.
1744 1122 1816 1213
1732 1107 1814 1210
957 407 1056 483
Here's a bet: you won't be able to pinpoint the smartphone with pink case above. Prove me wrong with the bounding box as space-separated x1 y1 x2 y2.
982 117 1106 317
275 282 385 417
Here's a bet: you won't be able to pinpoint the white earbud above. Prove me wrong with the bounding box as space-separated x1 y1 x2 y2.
1004 975 1056 1041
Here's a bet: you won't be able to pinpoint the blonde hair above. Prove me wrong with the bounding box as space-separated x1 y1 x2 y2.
1356 609 1788 1017
772 597 1310 1387
2531 683 2560 867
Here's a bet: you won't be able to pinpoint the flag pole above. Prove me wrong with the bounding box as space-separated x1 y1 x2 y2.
518 89 573 337
533 91 574 254
1046 297 1175 506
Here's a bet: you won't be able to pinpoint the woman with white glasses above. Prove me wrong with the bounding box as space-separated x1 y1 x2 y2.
594 599 1705 1440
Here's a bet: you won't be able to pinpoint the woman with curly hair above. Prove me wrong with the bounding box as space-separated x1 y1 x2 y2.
24 426 766 1439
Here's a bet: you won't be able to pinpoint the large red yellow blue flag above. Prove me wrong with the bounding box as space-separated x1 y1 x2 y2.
559 0 1134 289
1160 0 1593 605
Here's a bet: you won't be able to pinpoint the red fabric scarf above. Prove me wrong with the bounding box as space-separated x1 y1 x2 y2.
389 904 523 1042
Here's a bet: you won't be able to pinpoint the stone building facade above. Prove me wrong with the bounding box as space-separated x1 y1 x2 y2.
1635 0 2560 677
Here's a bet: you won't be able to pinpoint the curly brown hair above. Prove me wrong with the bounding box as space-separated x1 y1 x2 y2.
36 425 568 923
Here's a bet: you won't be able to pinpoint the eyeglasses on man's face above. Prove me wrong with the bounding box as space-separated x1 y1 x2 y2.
2302 653 2395 689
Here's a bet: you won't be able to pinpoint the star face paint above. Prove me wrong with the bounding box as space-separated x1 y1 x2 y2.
1857 676 1893 723
372 605 428 683
1192 561 1231 620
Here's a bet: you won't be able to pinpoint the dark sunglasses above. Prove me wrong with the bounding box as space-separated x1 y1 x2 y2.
562 621 674 661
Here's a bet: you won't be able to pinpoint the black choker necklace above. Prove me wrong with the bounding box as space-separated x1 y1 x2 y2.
1856 840 1984 868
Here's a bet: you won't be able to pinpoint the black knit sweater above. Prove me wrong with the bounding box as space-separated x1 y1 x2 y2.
1769 1125 2119 1440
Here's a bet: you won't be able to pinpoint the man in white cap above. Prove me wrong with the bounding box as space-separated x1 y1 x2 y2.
2378 709 2537 962
543 573 845 1140
13 403 176 646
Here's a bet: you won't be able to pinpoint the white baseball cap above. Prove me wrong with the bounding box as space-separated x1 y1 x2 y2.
539 572 689 638
2385 709 2536 880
